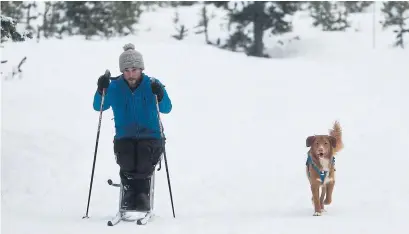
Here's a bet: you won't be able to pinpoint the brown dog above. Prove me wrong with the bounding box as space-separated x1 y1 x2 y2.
306 121 343 216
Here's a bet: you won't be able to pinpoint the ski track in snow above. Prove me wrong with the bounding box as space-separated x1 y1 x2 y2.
2 4 409 234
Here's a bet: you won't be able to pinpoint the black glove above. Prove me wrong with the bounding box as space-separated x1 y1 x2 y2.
97 70 111 94
151 79 164 102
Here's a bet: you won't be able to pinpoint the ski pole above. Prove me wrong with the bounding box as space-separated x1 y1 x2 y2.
83 69 110 219
163 149 175 218
155 96 176 218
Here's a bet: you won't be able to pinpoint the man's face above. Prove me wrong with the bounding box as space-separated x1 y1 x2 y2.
123 67 142 86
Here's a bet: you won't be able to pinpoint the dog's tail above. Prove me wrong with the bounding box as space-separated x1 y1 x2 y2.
329 120 343 156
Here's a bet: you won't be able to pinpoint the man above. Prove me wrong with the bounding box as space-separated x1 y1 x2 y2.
93 43 172 211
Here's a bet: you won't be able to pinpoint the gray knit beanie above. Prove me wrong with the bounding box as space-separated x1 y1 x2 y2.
119 43 144 72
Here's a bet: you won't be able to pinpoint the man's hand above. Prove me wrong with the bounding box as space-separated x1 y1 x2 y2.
97 70 111 94
151 80 164 102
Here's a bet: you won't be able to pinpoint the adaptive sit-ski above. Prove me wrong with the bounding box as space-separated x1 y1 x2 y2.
82 72 175 223
107 168 157 226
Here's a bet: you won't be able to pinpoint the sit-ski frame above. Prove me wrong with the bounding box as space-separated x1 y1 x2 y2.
107 170 156 226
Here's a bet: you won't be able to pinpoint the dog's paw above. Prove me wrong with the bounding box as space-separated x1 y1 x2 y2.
313 212 322 216
321 208 327 213
324 199 332 205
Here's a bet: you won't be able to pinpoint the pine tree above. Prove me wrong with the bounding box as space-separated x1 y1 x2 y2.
107 1 143 37
309 1 350 31
170 1 198 7
1 15 31 79
195 3 210 44
0 1 24 23
380 1 409 48
64 1 142 40
64 1 111 39
2 1 145 40
20 1 41 33
171 10 189 40
38 1 69 39
1 1 43 41
343 1 373 13
1 15 33 42
209 1 298 57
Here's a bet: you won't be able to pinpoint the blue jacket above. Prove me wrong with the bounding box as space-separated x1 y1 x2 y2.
93 73 172 140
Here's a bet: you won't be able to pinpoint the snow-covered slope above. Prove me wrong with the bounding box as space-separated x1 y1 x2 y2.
1 4 409 234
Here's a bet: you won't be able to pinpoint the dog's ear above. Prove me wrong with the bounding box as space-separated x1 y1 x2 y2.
306 136 315 147
329 136 337 148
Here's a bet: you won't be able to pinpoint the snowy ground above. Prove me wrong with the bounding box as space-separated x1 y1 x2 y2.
2 4 409 234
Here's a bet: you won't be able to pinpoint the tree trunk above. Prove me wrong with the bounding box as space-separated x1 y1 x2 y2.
249 1 265 57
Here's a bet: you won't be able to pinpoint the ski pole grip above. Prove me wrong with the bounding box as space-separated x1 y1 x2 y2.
104 69 111 78
102 70 111 94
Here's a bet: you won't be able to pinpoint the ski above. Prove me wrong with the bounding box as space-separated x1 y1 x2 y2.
107 211 153 226
107 211 123 226
106 173 156 226
136 211 153 225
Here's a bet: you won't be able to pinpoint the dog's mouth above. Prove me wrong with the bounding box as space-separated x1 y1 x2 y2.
318 152 324 157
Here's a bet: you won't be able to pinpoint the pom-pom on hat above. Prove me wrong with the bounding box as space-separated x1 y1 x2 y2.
119 43 144 72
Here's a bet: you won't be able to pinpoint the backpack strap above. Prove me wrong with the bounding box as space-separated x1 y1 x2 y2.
149 77 165 86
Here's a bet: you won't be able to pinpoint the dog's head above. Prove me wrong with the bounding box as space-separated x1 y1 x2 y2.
306 135 336 159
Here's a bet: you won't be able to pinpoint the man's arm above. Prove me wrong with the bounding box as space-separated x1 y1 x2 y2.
93 89 111 111
151 78 172 114
158 87 172 114
93 72 112 111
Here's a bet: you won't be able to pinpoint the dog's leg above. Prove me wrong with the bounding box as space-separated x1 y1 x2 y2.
311 184 321 216
324 181 335 205
320 186 326 212
324 169 335 205
307 167 314 205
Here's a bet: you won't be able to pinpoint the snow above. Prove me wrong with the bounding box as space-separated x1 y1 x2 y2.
1 3 409 234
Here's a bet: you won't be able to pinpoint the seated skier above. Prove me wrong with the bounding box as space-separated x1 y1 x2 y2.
93 43 172 211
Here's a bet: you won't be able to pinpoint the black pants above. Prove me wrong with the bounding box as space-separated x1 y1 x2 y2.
114 138 164 209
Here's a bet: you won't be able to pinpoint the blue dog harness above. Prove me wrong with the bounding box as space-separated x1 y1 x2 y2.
306 154 335 184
